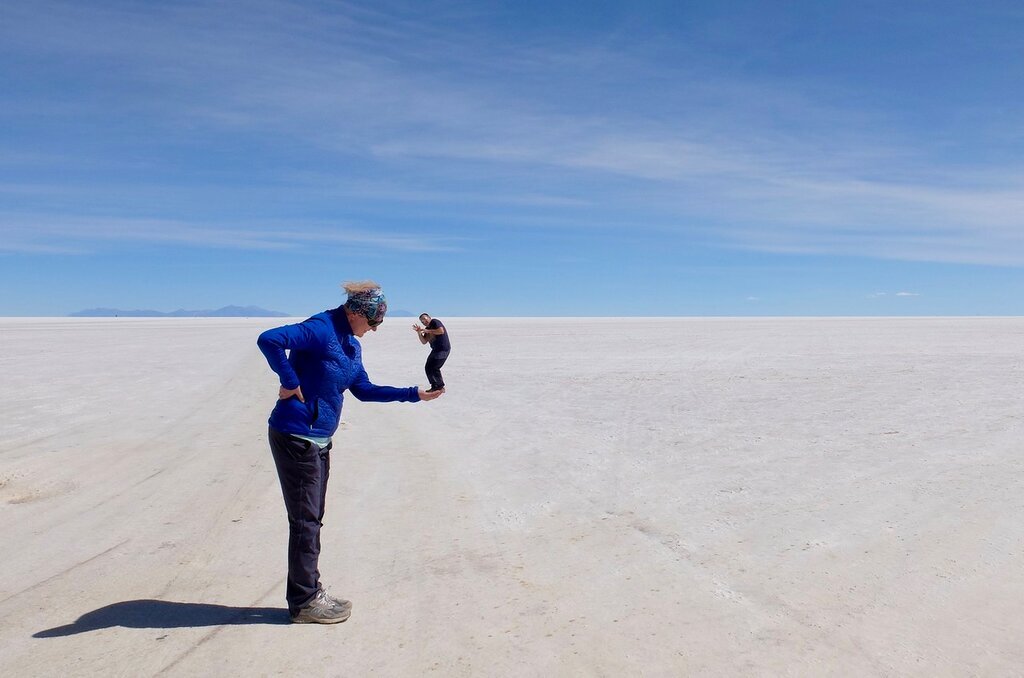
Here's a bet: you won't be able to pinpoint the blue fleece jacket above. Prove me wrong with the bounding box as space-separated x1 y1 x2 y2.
257 307 420 438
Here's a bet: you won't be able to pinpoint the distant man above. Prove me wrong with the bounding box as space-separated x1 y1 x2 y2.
413 313 450 393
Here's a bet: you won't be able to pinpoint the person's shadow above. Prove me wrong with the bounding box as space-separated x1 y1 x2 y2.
34 600 290 637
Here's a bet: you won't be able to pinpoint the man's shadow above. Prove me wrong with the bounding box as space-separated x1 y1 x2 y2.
34 600 290 637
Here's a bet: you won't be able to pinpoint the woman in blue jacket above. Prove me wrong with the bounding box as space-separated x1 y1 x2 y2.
257 281 443 624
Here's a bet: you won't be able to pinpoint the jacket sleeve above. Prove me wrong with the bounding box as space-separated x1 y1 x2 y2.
348 368 421 403
257 318 325 390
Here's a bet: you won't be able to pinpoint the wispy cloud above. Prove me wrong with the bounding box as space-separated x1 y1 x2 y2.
3 1 1024 267
869 291 921 299
0 215 458 254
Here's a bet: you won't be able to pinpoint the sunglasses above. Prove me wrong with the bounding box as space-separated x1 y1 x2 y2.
366 315 383 328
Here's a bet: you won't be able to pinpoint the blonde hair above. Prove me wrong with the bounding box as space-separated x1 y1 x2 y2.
342 280 381 295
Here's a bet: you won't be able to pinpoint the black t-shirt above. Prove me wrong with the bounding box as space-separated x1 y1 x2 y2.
428 318 450 351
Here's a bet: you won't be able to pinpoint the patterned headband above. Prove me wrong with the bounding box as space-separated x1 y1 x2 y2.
345 288 387 323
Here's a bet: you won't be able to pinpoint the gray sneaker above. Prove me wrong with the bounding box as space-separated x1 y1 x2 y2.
291 589 352 624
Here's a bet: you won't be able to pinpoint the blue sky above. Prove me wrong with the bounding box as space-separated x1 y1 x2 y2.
2 0 1023 316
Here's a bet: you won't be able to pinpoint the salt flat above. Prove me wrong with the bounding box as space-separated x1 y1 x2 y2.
0 316 1022 676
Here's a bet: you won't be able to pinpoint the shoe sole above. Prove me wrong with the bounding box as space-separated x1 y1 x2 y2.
291 610 351 624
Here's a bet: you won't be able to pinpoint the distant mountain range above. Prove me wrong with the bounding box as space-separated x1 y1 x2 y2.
69 305 289 318
69 306 419 318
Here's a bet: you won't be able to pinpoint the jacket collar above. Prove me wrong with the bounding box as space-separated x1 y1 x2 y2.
330 306 353 338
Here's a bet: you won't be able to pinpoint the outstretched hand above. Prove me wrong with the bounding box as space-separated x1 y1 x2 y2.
418 387 444 401
279 385 305 402
412 323 424 332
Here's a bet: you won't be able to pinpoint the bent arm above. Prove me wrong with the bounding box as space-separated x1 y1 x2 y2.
257 319 324 389
349 368 421 403
412 323 430 344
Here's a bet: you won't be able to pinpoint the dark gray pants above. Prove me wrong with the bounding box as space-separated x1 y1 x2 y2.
268 427 332 614
425 349 449 389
